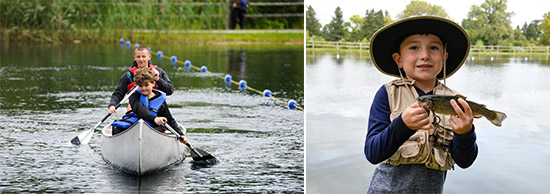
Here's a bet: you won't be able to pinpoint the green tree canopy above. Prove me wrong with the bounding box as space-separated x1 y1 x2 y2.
323 6 347 41
306 5 322 37
462 0 514 45
361 9 386 41
348 14 364 42
397 0 449 19
540 12 550 45
522 20 541 41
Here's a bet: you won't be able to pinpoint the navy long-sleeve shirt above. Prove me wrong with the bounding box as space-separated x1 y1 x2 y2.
364 85 478 169
129 90 183 136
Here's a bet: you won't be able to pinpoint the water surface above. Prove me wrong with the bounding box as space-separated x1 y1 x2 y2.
306 51 550 193
0 42 304 193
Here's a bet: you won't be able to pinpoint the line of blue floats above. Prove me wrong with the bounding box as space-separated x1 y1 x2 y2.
120 38 300 110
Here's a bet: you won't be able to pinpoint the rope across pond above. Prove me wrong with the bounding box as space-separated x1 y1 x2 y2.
122 39 303 111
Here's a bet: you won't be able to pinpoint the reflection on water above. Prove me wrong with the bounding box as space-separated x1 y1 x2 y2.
0 43 303 192
306 51 550 193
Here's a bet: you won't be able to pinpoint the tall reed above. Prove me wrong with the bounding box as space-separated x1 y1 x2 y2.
0 0 303 43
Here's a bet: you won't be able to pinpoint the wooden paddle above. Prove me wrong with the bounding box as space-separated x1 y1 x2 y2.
162 123 219 165
71 86 138 146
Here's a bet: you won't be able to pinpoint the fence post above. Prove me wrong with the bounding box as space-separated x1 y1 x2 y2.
337 41 339 50
312 41 315 49
359 42 362 51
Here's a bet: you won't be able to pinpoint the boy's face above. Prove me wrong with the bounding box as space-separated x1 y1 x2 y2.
134 50 151 69
138 82 154 96
392 34 448 82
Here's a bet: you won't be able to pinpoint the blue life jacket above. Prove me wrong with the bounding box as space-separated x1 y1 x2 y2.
111 89 167 129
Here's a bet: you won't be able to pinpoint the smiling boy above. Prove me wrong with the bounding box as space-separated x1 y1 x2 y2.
364 16 478 193
111 68 187 144
108 46 174 114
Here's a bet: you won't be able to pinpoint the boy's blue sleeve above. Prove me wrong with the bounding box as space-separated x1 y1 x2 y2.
364 86 416 164
451 126 478 168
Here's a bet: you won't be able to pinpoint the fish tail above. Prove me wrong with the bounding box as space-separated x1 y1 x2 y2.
488 111 507 127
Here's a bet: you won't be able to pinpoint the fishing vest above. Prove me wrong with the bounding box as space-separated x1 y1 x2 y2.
111 89 166 129
126 65 159 92
384 78 460 171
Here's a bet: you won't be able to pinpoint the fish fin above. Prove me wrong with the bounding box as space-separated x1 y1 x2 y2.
455 94 467 99
488 111 507 127
481 104 487 108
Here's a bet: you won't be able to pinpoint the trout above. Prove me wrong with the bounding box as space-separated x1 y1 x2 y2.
417 95 507 127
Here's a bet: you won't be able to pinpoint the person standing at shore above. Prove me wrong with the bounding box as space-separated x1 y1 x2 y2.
230 0 250 29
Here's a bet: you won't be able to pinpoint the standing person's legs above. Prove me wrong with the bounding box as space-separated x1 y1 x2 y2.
230 9 238 29
238 10 245 29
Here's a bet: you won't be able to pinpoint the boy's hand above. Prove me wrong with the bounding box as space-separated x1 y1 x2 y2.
153 69 160 81
154 117 167 125
108 106 117 114
449 98 474 135
178 136 188 144
402 102 431 130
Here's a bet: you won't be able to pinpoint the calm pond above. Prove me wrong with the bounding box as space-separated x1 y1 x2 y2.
306 51 550 193
0 42 303 193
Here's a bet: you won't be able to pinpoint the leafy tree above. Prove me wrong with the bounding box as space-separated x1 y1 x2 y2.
361 9 386 41
306 6 322 37
540 12 550 45
521 20 541 41
462 0 514 45
397 0 449 19
323 6 347 41
348 14 364 42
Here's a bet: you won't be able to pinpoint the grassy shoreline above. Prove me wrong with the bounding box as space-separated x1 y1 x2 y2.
1 29 304 45
306 48 550 56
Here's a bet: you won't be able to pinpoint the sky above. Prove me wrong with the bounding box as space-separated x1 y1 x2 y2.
307 0 550 28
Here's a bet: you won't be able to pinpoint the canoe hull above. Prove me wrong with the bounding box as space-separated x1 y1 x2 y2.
101 119 187 175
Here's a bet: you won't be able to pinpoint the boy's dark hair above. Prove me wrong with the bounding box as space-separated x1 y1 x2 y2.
134 68 155 85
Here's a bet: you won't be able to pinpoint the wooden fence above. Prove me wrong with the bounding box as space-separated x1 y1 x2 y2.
306 40 550 55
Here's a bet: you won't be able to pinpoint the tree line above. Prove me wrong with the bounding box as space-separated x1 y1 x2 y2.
307 0 550 46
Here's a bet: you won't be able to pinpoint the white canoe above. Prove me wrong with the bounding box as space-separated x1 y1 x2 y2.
101 119 187 175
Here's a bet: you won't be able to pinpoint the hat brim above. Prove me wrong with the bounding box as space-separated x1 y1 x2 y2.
370 16 470 79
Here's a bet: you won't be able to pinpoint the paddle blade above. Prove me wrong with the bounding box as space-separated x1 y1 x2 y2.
71 127 95 146
190 148 218 167
70 136 81 146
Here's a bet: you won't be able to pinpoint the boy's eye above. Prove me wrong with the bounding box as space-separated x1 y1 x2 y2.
408 46 418 50
430 46 440 50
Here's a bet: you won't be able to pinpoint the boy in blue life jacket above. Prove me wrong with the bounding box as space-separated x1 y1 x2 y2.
108 46 174 115
364 16 478 193
111 67 188 144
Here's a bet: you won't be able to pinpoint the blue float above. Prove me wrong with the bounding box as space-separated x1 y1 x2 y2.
120 38 125 45
184 60 191 70
171 56 177 64
224 74 232 83
288 100 297 110
126 40 131 48
239 80 247 91
134 43 140 49
263 89 272 97
201 66 208 73
157 51 163 58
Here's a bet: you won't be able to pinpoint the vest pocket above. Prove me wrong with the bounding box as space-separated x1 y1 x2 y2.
389 131 428 163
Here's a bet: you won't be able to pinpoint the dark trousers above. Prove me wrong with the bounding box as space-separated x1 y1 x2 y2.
230 9 245 29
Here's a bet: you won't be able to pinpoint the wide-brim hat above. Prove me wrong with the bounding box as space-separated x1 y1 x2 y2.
370 15 470 79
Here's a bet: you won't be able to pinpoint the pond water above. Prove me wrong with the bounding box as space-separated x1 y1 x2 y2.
0 42 304 193
306 51 550 193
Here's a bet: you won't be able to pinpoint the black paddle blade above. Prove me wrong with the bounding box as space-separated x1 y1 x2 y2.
71 137 81 146
190 148 218 167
